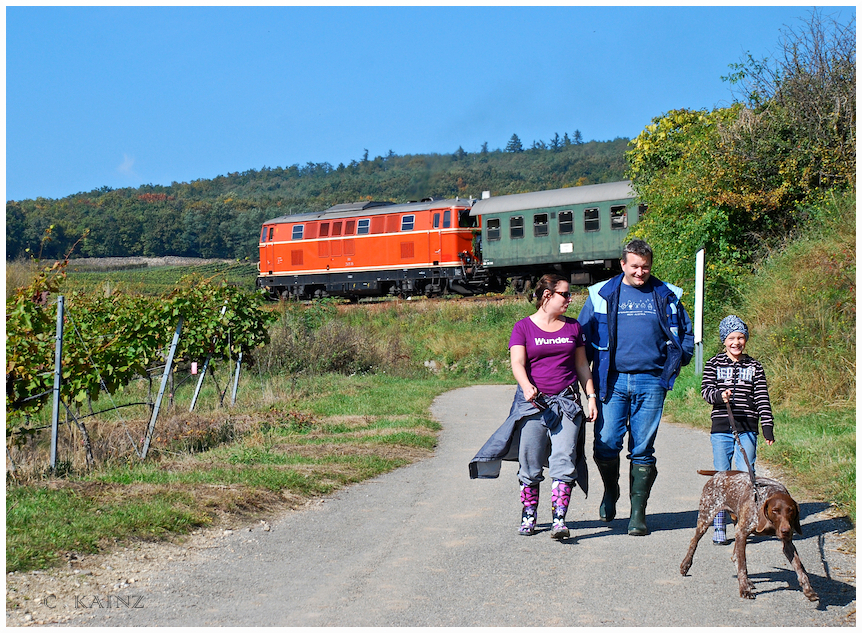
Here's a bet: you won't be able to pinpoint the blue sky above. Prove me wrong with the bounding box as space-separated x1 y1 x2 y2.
5 5 855 202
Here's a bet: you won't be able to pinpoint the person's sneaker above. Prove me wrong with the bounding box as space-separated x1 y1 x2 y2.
550 518 569 539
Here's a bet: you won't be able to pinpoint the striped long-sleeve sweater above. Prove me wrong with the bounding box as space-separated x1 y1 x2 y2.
701 352 774 441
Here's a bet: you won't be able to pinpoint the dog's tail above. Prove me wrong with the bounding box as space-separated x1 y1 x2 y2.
697 469 747 477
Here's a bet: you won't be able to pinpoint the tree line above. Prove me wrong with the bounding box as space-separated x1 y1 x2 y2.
6 136 628 262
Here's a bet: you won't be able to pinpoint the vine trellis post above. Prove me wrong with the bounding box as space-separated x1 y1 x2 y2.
189 302 228 412
231 351 243 405
49 295 65 471
141 318 183 459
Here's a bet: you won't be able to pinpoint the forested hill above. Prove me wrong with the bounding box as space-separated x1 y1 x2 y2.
6 136 629 262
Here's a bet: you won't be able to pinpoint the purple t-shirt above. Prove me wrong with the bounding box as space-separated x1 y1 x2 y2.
509 316 586 395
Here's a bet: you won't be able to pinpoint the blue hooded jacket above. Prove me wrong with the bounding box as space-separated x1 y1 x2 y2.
577 274 694 402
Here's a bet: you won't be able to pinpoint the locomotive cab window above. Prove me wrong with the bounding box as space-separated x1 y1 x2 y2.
443 210 451 228
533 213 549 237
433 213 440 229
261 227 268 242
268 227 274 241
487 218 501 241
459 210 477 228
357 219 370 234
611 205 628 230
401 215 415 231
584 208 599 232
510 216 524 239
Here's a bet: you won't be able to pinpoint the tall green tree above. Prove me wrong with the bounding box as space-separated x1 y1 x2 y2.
505 134 523 152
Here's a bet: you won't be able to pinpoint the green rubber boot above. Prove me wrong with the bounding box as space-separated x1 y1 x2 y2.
595 457 621 522
628 463 658 536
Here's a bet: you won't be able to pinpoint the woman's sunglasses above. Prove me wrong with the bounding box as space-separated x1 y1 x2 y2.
553 291 571 300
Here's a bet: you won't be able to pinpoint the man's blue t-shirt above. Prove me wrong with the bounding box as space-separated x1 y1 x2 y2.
614 282 666 373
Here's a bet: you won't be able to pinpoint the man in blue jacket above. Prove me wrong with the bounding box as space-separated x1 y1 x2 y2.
577 239 693 535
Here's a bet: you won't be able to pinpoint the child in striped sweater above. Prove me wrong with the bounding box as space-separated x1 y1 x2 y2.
701 315 775 544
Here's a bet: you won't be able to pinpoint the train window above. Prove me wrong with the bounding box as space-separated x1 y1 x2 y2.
584 208 599 232
443 210 451 228
533 213 549 237
639 204 648 220
333 221 343 236
357 219 370 234
611 205 628 230
268 227 274 241
459 210 477 228
261 227 268 242
345 220 356 235
510 216 524 239
433 213 440 228
292 225 304 240
559 211 573 234
319 223 330 237
401 215 415 231
487 218 501 241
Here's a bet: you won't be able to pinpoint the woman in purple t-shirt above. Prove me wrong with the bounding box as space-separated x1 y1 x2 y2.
509 274 597 538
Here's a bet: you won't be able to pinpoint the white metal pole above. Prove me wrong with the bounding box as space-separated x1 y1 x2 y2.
694 248 705 375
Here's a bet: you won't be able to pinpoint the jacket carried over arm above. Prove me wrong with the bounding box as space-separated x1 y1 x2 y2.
577 274 694 402
468 385 589 496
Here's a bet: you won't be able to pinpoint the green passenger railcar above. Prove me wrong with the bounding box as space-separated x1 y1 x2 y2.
469 180 644 289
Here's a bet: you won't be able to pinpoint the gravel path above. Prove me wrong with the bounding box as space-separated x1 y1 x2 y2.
10 385 855 626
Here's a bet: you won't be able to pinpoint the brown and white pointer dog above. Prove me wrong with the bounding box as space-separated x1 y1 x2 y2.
680 470 819 601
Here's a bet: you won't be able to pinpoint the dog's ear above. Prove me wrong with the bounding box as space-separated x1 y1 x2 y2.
792 501 803 535
757 498 773 533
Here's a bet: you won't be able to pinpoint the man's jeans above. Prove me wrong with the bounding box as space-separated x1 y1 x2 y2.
711 431 758 473
594 371 666 465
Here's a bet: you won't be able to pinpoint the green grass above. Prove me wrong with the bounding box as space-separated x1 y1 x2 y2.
6 487 206 572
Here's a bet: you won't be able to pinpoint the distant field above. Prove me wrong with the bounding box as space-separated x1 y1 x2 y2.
61 258 260 295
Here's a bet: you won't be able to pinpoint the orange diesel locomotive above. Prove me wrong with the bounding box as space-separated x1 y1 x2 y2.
257 197 483 300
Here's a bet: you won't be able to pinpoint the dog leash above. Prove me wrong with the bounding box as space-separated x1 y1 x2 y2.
724 399 759 502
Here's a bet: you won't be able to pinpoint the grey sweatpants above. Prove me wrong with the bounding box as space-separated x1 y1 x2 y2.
516 408 582 486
